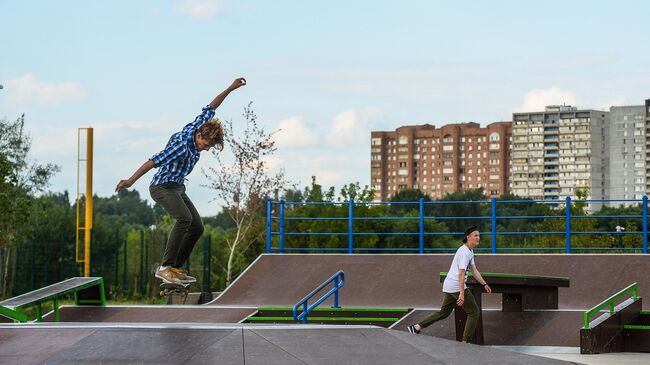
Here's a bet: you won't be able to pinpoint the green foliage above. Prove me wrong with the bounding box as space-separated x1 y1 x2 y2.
12 192 76 295
0 115 60 243
388 189 431 216
0 115 60 296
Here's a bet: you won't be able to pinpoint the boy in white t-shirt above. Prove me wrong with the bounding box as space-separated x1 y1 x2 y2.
407 226 492 343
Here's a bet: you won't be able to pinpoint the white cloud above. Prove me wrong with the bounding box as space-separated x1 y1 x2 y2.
326 107 382 147
30 127 78 157
313 169 346 187
262 156 285 172
5 74 86 106
273 116 319 147
173 0 223 19
280 152 369 192
515 87 577 112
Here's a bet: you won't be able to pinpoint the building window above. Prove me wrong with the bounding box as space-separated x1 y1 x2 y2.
443 135 453 143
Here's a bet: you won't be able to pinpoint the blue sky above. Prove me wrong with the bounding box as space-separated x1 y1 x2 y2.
1 0 649 215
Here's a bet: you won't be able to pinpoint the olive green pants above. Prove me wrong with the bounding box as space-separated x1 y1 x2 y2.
150 183 204 268
418 288 479 342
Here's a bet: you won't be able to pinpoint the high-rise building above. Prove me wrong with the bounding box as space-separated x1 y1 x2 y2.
646 99 650 194
370 122 511 202
511 106 608 207
608 105 646 205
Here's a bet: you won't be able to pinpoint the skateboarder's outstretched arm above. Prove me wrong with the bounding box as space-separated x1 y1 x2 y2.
115 160 155 192
209 77 246 110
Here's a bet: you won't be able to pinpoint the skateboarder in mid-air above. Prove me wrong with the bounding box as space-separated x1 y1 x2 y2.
115 77 246 285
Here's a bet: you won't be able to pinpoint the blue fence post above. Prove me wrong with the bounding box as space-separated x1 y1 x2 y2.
565 196 571 254
348 199 354 254
266 198 272 253
419 198 425 254
491 197 497 254
279 199 285 254
643 196 648 254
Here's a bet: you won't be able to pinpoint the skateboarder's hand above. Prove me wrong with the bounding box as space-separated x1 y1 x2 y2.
456 294 464 306
229 77 246 90
115 179 133 192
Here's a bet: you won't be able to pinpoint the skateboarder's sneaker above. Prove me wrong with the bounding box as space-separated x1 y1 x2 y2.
155 266 183 285
407 325 420 334
170 267 197 283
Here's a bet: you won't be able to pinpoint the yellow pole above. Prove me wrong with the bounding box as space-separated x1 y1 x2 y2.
84 128 93 277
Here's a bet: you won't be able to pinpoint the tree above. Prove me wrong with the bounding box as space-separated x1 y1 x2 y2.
388 189 431 216
203 103 291 285
430 188 488 234
0 115 59 295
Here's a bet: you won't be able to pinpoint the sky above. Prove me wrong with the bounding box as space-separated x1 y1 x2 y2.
1 0 649 216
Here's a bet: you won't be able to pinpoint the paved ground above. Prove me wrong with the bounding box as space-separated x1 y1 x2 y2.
499 346 650 365
0 323 578 365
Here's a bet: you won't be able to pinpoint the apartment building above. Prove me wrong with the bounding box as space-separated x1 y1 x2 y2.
511 106 608 206
608 105 646 204
646 99 650 194
370 122 512 202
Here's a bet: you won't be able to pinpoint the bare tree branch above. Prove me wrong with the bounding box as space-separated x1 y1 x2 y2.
203 102 290 285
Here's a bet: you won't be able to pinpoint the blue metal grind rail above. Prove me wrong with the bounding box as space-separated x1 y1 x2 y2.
293 270 345 324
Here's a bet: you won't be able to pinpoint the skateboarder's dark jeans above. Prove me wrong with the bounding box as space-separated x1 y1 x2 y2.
418 288 479 341
150 183 203 268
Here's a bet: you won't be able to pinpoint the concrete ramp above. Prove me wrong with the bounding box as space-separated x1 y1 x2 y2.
45 306 256 323
210 254 650 310
399 309 584 347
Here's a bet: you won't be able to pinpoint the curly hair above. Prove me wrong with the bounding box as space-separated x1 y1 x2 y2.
197 118 224 151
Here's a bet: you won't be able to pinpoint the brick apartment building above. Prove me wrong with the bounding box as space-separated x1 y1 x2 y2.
370 122 512 202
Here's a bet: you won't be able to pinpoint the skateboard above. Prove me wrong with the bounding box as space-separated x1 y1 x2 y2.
159 282 190 304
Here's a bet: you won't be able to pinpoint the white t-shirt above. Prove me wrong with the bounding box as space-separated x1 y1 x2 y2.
442 244 474 293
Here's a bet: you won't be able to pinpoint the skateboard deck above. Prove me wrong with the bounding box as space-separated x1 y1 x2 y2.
159 282 190 304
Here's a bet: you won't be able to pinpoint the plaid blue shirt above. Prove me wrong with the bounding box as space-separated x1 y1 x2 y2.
150 105 215 186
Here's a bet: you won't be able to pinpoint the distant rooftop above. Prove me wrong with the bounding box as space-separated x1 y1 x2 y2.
545 105 578 112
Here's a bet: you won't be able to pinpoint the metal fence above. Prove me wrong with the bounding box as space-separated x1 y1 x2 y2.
265 197 649 254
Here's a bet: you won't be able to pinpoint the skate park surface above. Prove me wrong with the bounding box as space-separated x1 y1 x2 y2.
1 253 649 364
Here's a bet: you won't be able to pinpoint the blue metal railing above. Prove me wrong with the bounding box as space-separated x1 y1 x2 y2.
267 196 649 254
293 271 345 324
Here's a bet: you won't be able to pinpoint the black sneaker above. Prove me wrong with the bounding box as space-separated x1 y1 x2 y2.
407 325 420 334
